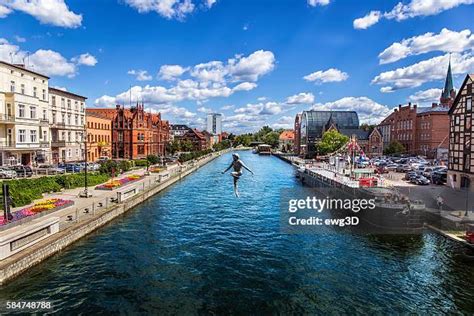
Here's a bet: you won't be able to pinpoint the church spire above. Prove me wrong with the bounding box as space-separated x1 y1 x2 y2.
442 54 454 99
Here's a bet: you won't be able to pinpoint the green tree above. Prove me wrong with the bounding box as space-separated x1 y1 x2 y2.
317 130 349 155
147 154 159 165
262 131 280 148
383 140 405 155
181 140 194 152
166 139 181 154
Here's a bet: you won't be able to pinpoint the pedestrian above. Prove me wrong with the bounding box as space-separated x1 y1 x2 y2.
436 195 444 211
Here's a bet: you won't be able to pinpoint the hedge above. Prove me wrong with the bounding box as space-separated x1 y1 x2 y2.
178 149 213 163
1 173 110 208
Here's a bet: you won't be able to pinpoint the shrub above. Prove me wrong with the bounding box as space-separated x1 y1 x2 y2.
134 159 148 167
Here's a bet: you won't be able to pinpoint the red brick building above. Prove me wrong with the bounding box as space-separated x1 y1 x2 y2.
377 61 455 158
367 128 383 157
181 129 209 151
86 103 169 160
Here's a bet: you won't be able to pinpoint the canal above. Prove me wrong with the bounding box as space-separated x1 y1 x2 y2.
1 151 473 314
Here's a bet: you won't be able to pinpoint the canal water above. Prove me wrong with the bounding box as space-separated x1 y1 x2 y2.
1 151 473 314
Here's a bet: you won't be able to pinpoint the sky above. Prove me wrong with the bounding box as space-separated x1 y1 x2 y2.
0 0 473 133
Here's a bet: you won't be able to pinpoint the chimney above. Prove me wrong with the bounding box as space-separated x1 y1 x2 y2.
398 104 402 110
413 104 417 109
116 104 120 110
432 102 437 108
408 102 412 108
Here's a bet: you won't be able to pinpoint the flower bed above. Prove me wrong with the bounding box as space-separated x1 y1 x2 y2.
0 198 74 226
95 174 144 191
149 166 164 173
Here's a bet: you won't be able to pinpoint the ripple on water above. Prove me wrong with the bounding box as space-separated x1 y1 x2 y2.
1 151 473 314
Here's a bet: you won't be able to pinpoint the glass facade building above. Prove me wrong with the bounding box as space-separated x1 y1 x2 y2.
300 110 359 157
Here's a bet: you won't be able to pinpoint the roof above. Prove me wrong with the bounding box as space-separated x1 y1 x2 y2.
339 128 369 140
302 110 359 138
49 87 87 100
0 60 49 79
279 130 295 141
416 106 449 115
448 74 474 115
442 59 454 99
170 124 191 130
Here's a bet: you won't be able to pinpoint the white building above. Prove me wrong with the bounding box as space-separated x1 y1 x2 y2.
0 61 51 166
49 87 86 163
206 113 222 144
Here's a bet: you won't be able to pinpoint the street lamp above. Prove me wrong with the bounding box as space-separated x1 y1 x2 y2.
79 132 92 198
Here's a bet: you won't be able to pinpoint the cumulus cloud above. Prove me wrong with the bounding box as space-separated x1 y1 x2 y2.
408 88 442 104
124 0 219 20
353 11 381 30
14 35 26 43
0 38 96 77
228 50 275 82
197 106 212 113
94 95 117 107
0 0 82 28
304 68 348 84
159 64 188 81
379 28 474 64
271 115 294 129
232 82 257 91
308 0 331 6
221 104 234 110
128 69 153 81
372 52 474 91
286 92 315 104
72 53 98 66
354 0 474 29
312 96 391 124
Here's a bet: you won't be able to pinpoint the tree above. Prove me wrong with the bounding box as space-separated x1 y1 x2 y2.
167 139 181 154
360 123 375 133
317 130 349 155
147 155 159 165
384 140 405 155
262 131 280 148
181 140 194 152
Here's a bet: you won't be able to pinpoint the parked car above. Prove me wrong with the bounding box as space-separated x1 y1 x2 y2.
386 163 398 171
414 175 430 185
422 167 434 178
11 165 33 177
405 171 417 181
36 165 66 175
59 163 83 173
0 167 17 179
375 166 389 174
431 170 447 185
396 164 411 173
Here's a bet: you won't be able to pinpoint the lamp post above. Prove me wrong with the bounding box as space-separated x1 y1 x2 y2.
79 133 92 198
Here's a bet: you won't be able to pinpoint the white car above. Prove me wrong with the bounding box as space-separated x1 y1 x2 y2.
0 168 17 179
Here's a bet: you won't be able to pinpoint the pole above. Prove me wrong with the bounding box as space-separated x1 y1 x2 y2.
83 137 89 197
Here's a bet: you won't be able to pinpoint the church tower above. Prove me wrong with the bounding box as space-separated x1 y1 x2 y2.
440 57 456 108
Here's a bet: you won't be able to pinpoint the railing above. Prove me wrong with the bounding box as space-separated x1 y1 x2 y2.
0 114 15 123
51 140 66 147
0 141 46 149
51 122 66 128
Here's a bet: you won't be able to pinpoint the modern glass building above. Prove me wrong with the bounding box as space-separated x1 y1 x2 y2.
299 110 359 157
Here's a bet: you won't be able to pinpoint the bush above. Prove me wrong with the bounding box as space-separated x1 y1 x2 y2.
1 173 110 207
99 160 119 175
119 160 131 173
134 159 148 167
178 149 213 163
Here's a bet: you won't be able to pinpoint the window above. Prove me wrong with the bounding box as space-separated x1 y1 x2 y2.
67 114 71 125
30 106 36 119
52 96 56 106
42 89 46 100
467 97 472 112
21 84 25 94
68 131 72 142
455 116 460 125
67 100 71 109
30 130 37 143
18 129 26 142
52 112 56 123
61 98 65 108
33 87 37 97
68 149 72 158
62 113 66 123
75 115 79 125
62 131 66 140
10 81 15 92
43 109 47 120
43 130 47 140
18 104 25 118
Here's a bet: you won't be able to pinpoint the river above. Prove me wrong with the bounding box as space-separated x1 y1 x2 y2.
1 151 473 314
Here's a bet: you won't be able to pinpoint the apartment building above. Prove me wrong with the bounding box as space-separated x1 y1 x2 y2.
0 61 50 166
86 113 112 162
49 87 86 163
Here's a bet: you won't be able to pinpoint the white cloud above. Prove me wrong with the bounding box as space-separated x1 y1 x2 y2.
372 52 474 90
14 35 26 43
271 115 294 129
72 53 98 66
353 11 381 29
379 28 474 64
158 64 188 80
128 69 153 81
0 0 82 28
232 82 257 91
312 97 391 124
190 61 226 82
355 0 474 29
286 92 315 104
51 85 67 91
197 106 212 113
228 50 275 82
308 0 331 6
123 0 213 20
304 68 348 84
94 95 116 107
221 104 234 110
408 88 442 104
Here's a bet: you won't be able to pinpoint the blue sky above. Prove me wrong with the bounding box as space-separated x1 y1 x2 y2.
0 0 473 133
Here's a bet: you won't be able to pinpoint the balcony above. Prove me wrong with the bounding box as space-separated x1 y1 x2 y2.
51 122 66 129
0 141 42 150
0 114 16 123
51 140 66 147
40 140 50 148
40 118 49 125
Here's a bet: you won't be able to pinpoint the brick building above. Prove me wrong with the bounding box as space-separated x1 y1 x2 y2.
86 113 112 162
87 103 169 160
181 129 208 151
367 128 383 157
448 74 474 191
377 60 455 158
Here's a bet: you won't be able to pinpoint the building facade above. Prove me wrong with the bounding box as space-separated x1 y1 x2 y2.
49 88 86 163
86 113 112 162
279 130 295 152
87 104 169 160
0 61 51 166
367 128 383 157
448 74 474 191
294 114 302 155
206 113 222 135
170 124 191 140
181 129 208 151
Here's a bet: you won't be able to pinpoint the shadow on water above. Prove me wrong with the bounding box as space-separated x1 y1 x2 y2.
0 151 473 314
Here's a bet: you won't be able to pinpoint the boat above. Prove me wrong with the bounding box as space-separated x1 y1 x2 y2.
296 136 424 234
256 144 272 155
